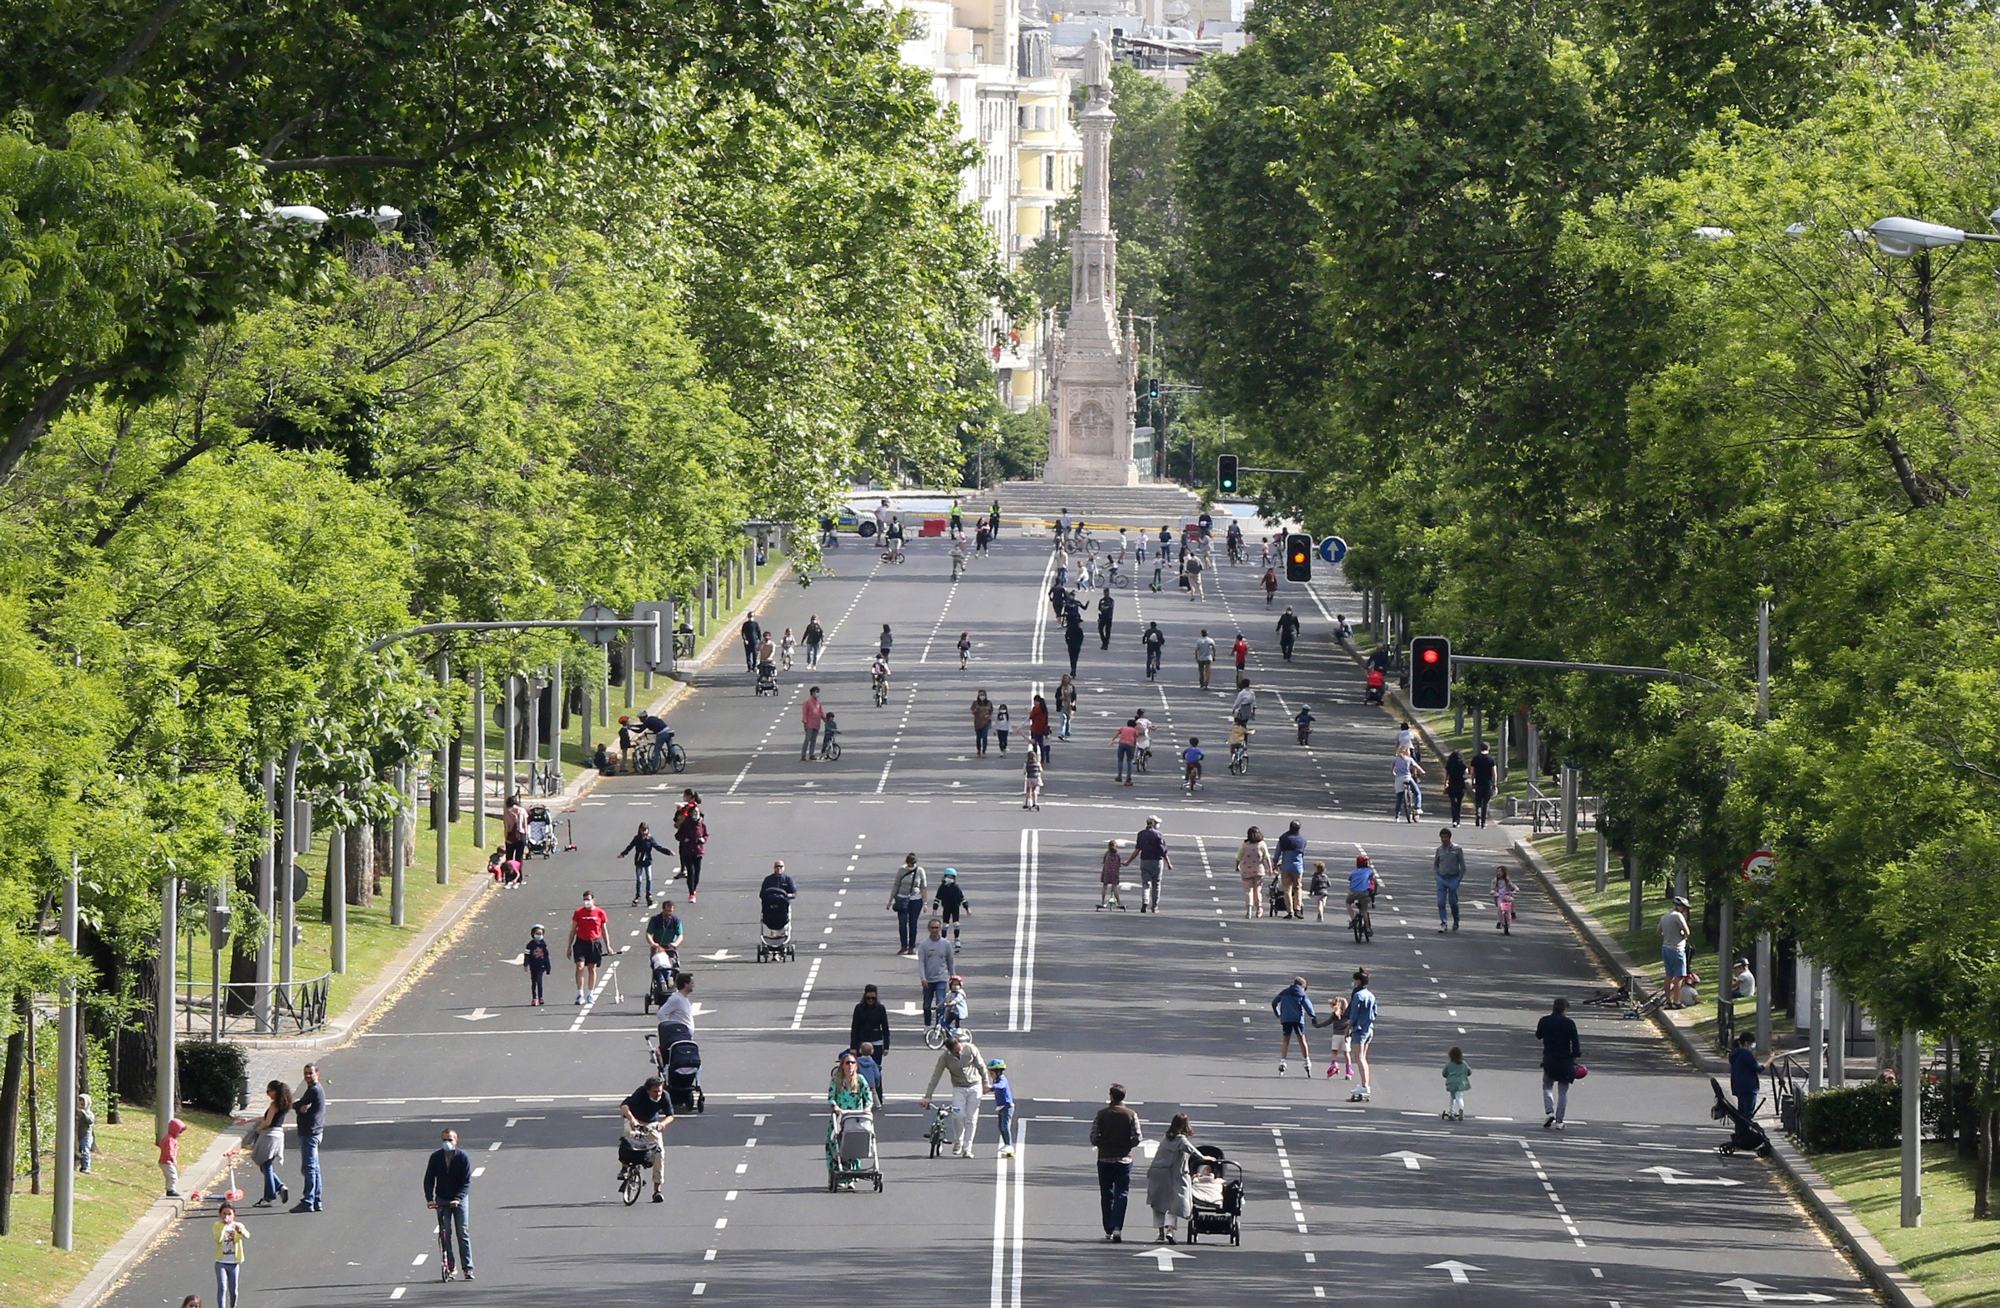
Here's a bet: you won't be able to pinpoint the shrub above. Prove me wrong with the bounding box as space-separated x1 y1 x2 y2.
1800 1080 1900 1152
176 1040 248 1114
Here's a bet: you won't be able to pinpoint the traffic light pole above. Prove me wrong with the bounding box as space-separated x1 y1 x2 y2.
1451 654 1725 691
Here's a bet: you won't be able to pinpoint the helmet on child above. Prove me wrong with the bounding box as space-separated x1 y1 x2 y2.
987 1058 1006 1071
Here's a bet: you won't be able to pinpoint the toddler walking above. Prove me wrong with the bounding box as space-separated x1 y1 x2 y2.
1098 840 1124 910
1023 750 1043 810
1442 1046 1472 1121
523 924 552 1006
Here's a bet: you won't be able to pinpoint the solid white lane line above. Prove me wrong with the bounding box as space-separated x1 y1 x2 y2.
989 1143 1009 1308
1010 1123 1027 1308
1008 828 1028 1031
1022 830 1039 1034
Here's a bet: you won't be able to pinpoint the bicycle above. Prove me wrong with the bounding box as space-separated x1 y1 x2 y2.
635 735 687 775
923 1018 967 1050
1183 762 1203 792
617 1128 662 1206
881 544 905 564
1395 777 1421 822
1135 745 1151 774
872 676 889 708
673 628 696 660
925 1105 954 1158
1227 741 1250 776
1144 649 1162 681
1349 897 1374 944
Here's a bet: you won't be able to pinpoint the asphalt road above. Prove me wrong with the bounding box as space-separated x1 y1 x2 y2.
106 511 1869 1308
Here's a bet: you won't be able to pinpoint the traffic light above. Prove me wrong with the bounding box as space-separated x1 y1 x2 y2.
1284 532 1312 582
1148 377 1160 400
1410 636 1451 710
1218 454 1238 493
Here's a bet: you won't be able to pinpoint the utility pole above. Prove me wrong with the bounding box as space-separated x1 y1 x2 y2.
155 872 177 1145
1755 597 1773 1055
52 855 78 1249
435 651 451 885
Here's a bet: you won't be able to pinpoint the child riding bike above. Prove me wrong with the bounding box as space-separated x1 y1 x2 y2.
1182 737 1204 791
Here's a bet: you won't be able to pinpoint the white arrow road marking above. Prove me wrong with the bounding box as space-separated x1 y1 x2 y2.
1132 1248 1195 1271
1381 1150 1433 1171
700 950 735 961
1640 1165 1744 1187
1427 1261 1483 1284
1717 1279 1836 1303
457 1007 498 1022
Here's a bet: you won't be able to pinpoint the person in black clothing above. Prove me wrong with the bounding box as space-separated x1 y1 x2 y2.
740 614 763 673
1064 605 1086 676
1443 751 1469 827
850 984 893 1073
1470 743 1498 827
1367 645 1392 674
1535 997 1582 1130
423 1129 475 1279
618 822 672 906
1142 622 1166 680
1276 607 1302 661
620 1077 676 1202
932 869 971 945
1096 590 1115 649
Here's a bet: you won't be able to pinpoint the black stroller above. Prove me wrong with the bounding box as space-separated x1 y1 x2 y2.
1185 1144 1244 1245
757 894 796 962
1709 1077 1772 1157
649 1028 706 1113
755 659 778 696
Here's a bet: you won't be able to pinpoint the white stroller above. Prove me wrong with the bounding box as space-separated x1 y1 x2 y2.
828 1107 883 1192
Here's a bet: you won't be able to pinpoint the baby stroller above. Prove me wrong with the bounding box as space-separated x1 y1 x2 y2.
1709 1077 1772 1157
755 659 778 696
1185 1144 1244 1245
525 805 555 858
757 899 796 962
648 1031 706 1113
829 1107 883 1192
641 946 677 1014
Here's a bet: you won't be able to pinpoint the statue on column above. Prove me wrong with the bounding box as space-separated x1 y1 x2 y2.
1083 30 1112 97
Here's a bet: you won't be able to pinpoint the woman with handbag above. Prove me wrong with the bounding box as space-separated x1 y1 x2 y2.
249 1080 292 1207
1235 827 1274 918
674 796 708 903
1535 997 1583 1130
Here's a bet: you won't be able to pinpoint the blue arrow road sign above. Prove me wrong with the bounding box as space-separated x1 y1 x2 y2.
1319 536 1348 564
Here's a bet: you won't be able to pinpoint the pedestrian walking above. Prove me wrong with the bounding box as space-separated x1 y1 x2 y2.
211 1201 248 1307
990 1059 1017 1158
158 1114 187 1196
523 924 551 1005
995 702 1011 753
850 984 892 1075
1470 743 1496 827
1097 589 1115 649
568 889 609 1003
293 1063 325 1212
741 612 763 673
957 631 971 669
1729 1031 1767 1121
1277 606 1301 660
1023 749 1043 809
1123 816 1171 911
1146 1115 1200 1243
917 918 955 1024
1262 568 1278 604
802 687 826 759
1433 828 1466 931
971 690 994 756
249 1080 290 1207
1090 1085 1143 1242
75 1093 93 1174
502 794 527 864
888 855 928 955
1235 826 1273 918
618 822 670 905
1442 1047 1472 1121
1347 968 1378 1101
1308 861 1332 921
1659 896 1692 1007
1098 840 1125 909
674 800 708 902
1444 750 1468 826
932 869 970 945
803 616 825 668
424 1128 475 1280
1272 976 1315 1075
827 1052 876 1191
780 627 796 670
1185 551 1205 598
1275 820 1307 918
921 1034 991 1157
1114 718 1139 784
1232 633 1248 673
1029 695 1052 764
1536 997 1582 1130
1194 630 1214 688
1064 609 1085 675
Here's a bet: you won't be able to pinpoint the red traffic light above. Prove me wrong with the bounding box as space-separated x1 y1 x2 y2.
1420 648 1440 664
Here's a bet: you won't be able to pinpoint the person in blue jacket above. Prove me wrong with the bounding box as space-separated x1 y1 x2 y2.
1272 976 1316 1077
1729 1031 1768 1121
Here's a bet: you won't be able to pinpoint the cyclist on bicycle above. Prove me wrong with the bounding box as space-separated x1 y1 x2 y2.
1182 737 1204 791
871 656 891 705
1133 710 1154 770
1392 746 1425 820
1142 622 1165 679
619 1077 675 1204
1226 520 1244 563
939 975 970 1037
638 712 674 771
1346 856 1380 932
885 516 906 557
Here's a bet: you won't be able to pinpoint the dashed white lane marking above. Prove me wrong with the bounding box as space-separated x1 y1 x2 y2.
789 957 823 1029
1521 1140 1587 1246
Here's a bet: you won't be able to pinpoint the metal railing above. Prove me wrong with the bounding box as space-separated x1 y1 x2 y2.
177 974 333 1038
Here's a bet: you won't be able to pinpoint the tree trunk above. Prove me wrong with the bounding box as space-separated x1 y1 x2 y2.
0 989 27 1234
322 833 337 924
26 1002 38 1195
372 821 391 898
346 822 374 909
1976 1104 1994 1220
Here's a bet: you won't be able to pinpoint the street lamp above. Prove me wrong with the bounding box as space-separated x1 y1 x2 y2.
1866 213 2000 257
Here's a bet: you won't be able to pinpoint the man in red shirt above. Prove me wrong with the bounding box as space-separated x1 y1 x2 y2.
567 890 610 1004
1233 634 1249 672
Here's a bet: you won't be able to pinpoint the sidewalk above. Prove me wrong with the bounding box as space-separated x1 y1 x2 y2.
59 559 798 1308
